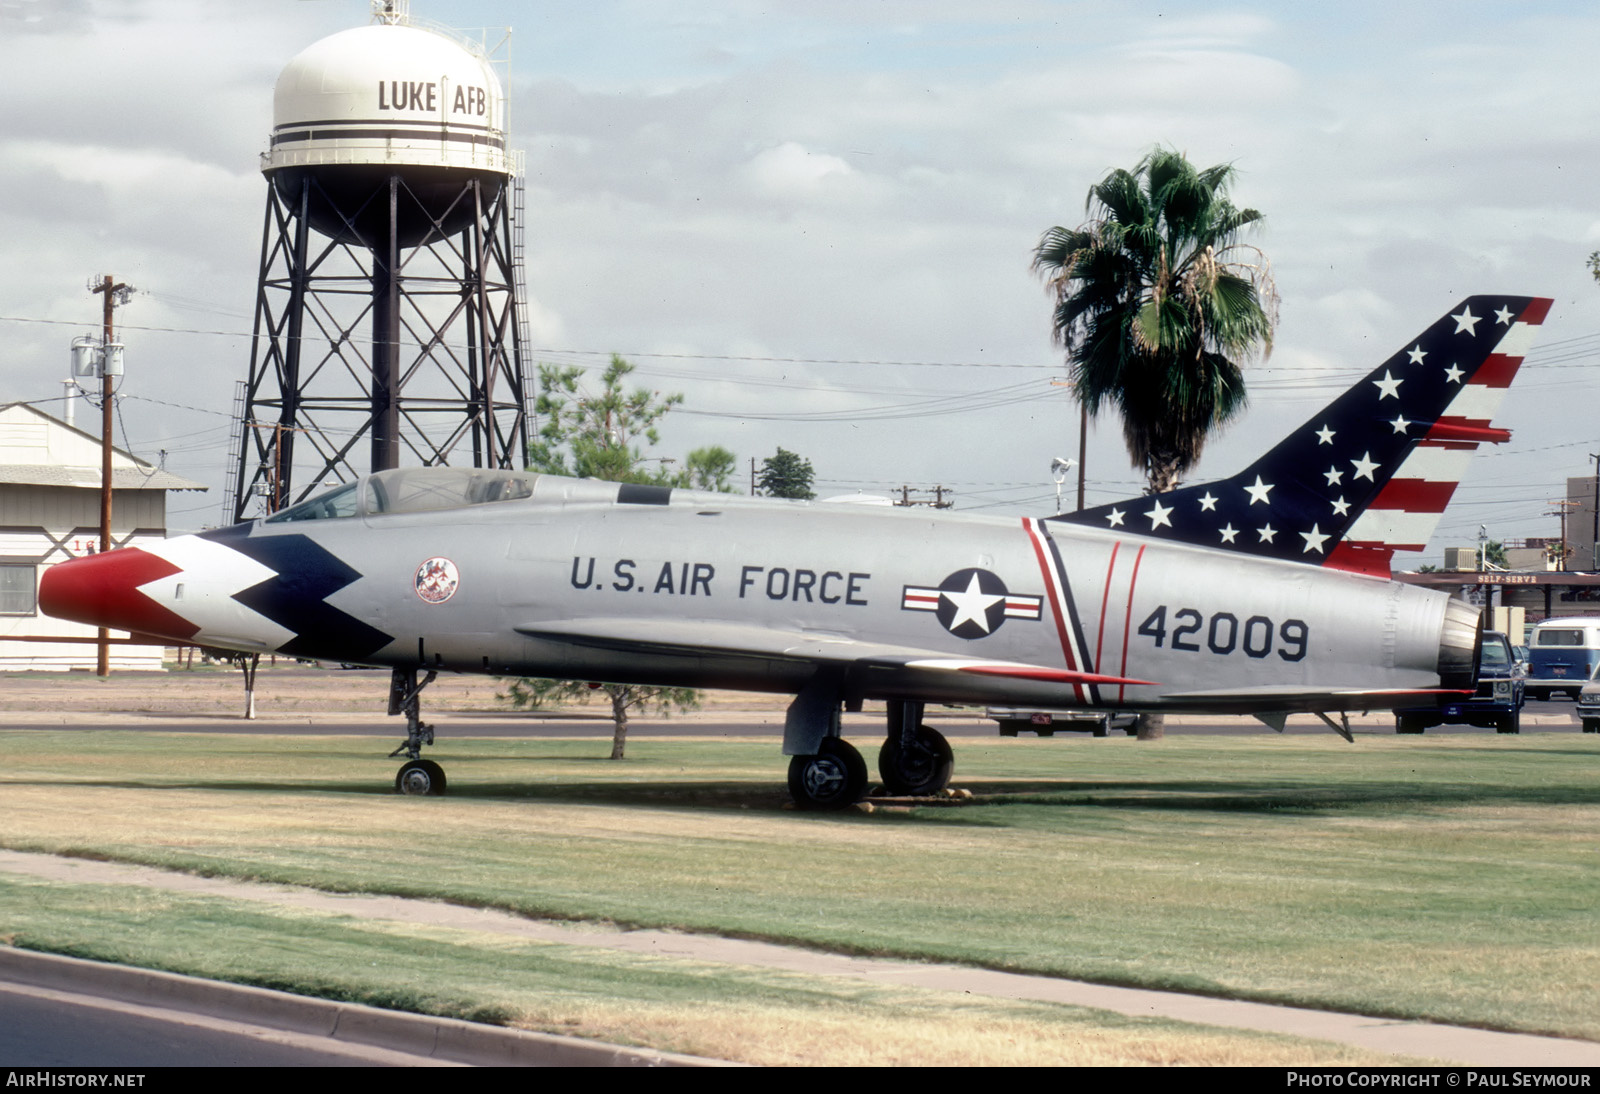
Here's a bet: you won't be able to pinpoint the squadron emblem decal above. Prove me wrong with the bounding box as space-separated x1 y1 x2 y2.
414 557 460 604
902 568 1042 639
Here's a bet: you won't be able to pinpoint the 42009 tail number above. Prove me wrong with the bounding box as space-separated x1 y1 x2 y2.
1138 606 1308 662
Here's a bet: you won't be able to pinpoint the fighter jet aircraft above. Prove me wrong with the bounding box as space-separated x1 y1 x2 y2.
40 295 1550 809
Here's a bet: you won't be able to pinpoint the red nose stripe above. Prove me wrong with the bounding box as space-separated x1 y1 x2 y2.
38 549 200 640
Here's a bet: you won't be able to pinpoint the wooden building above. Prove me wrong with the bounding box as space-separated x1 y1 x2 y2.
0 402 206 670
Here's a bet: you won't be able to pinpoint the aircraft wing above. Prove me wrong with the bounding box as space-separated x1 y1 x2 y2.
516 618 1154 689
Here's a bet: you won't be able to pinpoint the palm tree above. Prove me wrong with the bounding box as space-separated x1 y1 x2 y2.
1033 148 1277 494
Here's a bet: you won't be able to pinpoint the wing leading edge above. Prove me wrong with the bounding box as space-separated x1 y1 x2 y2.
516 618 1155 693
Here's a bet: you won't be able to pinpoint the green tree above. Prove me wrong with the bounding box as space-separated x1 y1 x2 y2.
513 355 703 758
683 445 739 493
757 447 816 500
499 677 697 760
528 356 682 484
1032 147 1278 494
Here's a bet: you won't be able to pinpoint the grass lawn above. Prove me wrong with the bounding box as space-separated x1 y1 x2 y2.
1 728 1596 1058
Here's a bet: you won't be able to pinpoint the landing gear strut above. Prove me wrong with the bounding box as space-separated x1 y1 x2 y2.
878 700 953 797
387 667 444 796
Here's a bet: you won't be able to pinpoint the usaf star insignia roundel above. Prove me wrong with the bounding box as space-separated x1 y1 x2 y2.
414 557 460 604
901 568 1042 640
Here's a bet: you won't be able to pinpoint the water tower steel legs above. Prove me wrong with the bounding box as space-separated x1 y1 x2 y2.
371 176 402 474
231 171 530 524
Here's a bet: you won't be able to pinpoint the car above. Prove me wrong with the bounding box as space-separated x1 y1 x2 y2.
1572 663 1600 733
1523 616 1600 701
1395 630 1524 734
988 708 1139 738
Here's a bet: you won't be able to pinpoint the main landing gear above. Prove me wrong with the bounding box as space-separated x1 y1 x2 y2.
785 698 954 810
388 667 445 796
878 700 954 797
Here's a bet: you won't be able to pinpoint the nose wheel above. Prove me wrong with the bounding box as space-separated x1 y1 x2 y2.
396 758 447 796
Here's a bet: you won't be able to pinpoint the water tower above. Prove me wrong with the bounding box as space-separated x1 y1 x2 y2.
228 1 532 521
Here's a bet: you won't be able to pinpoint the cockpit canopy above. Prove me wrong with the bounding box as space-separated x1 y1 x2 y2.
263 467 537 524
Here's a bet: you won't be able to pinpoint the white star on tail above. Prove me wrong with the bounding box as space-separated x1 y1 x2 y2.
1494 305 1514 325
1145 500 1173 528
1351 452 1379 481
942 573 1005 635
1300 525 1330 554
1244 476 1274 505
1452 306 1481 335
1373 371 1402 400
1407 345 1427 365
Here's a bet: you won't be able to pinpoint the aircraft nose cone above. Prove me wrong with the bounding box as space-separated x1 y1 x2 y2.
39 548 199 641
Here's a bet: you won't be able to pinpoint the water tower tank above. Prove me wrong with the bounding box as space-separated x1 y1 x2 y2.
263 22 508 247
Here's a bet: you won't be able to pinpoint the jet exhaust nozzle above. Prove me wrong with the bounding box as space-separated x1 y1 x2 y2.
1436 599 1482 691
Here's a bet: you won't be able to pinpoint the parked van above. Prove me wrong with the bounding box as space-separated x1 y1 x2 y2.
1525 616 1600 700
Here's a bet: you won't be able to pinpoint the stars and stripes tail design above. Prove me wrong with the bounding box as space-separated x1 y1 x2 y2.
1051 295 1553 578
1022 517 1099 704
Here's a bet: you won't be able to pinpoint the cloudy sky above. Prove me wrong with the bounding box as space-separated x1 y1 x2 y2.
2 0 1598 560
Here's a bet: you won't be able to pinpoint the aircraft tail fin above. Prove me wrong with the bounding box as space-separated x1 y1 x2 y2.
1051 295 1553 577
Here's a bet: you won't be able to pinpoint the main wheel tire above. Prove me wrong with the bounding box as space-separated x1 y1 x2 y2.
1583 719 1600 734
1496 712 1521 734
877 725 955 797
788 738 867 810
1396 715 1425 734
395 758 447 796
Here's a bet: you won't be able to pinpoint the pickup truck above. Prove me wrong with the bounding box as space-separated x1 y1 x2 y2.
1395 630 1524 734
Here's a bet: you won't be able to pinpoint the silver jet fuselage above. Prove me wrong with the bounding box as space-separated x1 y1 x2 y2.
53 468 1465 717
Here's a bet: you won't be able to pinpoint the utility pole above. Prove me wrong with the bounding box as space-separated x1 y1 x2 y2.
1546 499 1578 571
893 486 954 509
1050 378 1087 510
88 274 131 677
1590 452 1599 570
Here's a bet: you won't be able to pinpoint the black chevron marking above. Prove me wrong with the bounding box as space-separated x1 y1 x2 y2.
201 526 394 659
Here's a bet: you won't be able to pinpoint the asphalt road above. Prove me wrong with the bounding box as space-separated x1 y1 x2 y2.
0 984 419 1067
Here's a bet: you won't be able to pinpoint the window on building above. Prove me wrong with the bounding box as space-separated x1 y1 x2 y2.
0 563 37 616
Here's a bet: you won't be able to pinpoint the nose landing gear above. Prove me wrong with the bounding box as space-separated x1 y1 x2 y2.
387 667 445 795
